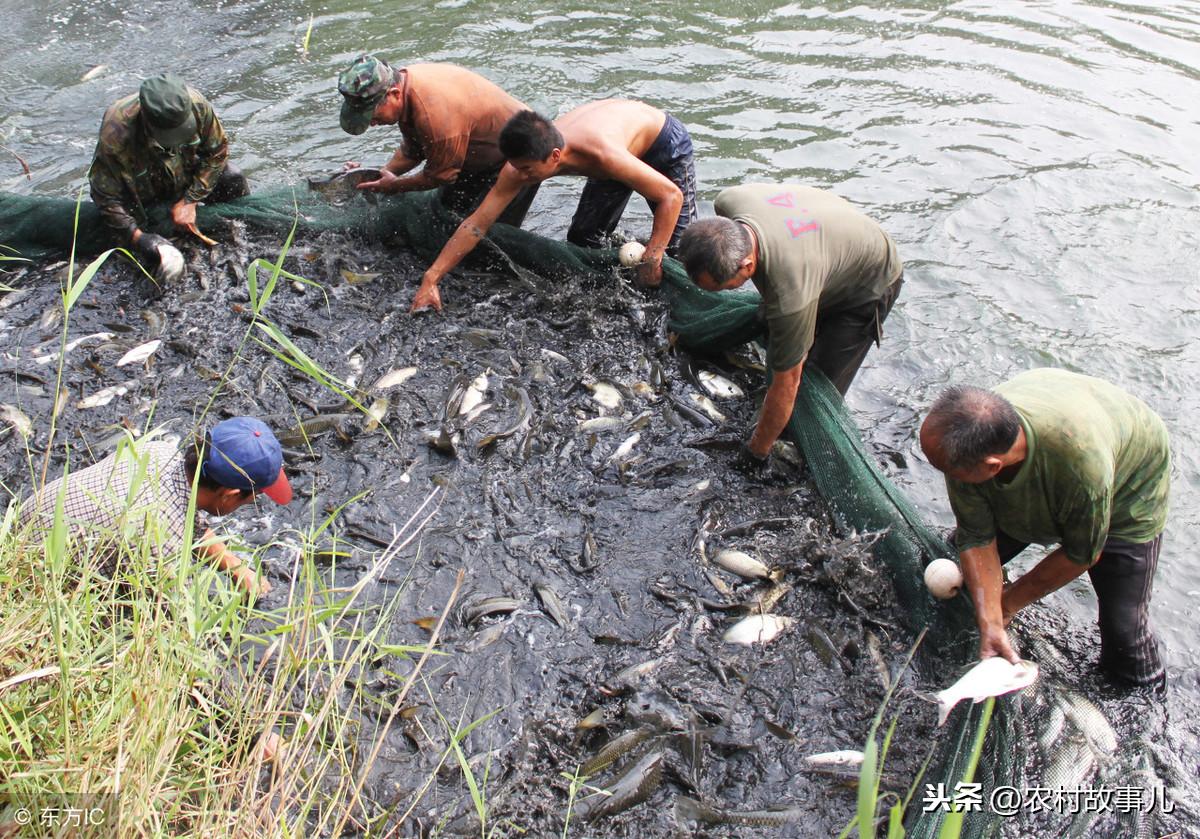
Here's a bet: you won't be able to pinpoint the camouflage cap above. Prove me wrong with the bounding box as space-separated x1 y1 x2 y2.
337 54 394 135
139 73 197 147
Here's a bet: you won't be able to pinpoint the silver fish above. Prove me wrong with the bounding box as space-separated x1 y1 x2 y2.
458 371 489 417
535 583 570 628
363 396 389 432
463 595 522 626
372 366 417 391
115 339 162 367
698 370 744 399
713 549 771 580
577 416 623 434
80 64 108 81
723 614 795 645
688 392 726 422
589 381 622 411
155 243 185 284
606 432 641 465
935 658 1039 726
804 749 866 771
306 167 384 203
76 381 135 409
340 268 382 285
33 331 115 365
0 403 32 438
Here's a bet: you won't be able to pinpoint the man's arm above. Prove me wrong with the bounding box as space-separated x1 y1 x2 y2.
174 100 229 229
88 153 140 245
597 151 681 286
1001 546 1097 623
358 147 451 194
959 540 1018 663
411 167 525 312
194 527 270 598
748 362 804 457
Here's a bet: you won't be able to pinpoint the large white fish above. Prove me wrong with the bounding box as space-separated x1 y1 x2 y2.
589 381 622 411
804 749 866 771
77 381 135 409
699 370 744 399
935 658 1039 726
372 366 417 391
723 614 795 645
116 339 162 367
713 549 771 580
155 243 185 284
606 431 641 464
0 403 32 438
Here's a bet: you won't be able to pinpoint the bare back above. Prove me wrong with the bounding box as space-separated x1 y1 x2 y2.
554 100 667 179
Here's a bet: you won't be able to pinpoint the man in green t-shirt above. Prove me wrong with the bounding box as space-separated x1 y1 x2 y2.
919 368 1170 689
677 184 903 463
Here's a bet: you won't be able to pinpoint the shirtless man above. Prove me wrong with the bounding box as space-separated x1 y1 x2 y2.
410 100 698 312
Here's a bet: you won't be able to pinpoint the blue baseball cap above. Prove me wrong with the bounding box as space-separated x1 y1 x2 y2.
203 417 292 504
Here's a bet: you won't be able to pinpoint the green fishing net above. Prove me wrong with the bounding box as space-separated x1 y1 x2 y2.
0 186 1158 837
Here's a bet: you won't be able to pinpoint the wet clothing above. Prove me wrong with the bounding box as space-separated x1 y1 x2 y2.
946 369 1171 565
566 113 698 253
437 165 539 228
20 440 201 567
714 184 903 382
89 88 245 244
988 529 1164 687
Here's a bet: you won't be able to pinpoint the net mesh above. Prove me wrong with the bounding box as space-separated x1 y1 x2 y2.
0 186 1161 837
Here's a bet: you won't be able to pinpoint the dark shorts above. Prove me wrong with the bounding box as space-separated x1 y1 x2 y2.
566 113 699 254
804 274 904 395
438 165 540 228
988 529 1164 688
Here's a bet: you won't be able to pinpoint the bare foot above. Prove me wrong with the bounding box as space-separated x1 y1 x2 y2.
258 731 284 764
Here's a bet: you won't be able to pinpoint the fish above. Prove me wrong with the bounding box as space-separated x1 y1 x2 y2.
576 750 664 821
689 392 726 422
462 595 522 626
1057 692 1117 756
541 348 570 365
576 708 607 731
458 371 489 417
605 432 640 465
674 796 805 827
723 614 795 646
306 167 384 203
601 656 664 695
76 381 135 409
277 413 352 447
631 381 655 398
371 366 417 391
140 309 164 335
155 242 185 284
770 439 804 468
346 353 364 388
80 64 108 81
670 396 714 428
340 268 381 285
579 728 655 777
804 750 867 771
935 658 1039 726
534 583 570 628
478 385 531 449
713 549 771 580
115 339 162 367
588 381 623 411
0 403 32 438
38 305 62 331
362 396 389 432
424 427 460 456
577 416 623 434
33 331 115 365
698 370 744 399
184 223 217 247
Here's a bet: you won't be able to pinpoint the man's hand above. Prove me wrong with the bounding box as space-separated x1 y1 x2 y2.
342 160 361 171
231 565 271 599
357 169 399 193
136 232 170 263
636 253 663 287
411 274 443 313
734 441 771 477
171 199 197 229
979 624 1019 664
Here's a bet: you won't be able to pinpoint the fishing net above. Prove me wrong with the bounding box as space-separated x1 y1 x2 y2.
0 186 1163 837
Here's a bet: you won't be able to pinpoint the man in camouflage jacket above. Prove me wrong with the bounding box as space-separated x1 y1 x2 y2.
88 73 248 267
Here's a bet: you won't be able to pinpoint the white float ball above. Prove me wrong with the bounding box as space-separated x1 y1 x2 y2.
924 558 963 599
618 241 646 267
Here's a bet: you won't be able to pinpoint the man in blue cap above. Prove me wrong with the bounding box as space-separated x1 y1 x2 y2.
89 73 250 281
22 417 292 599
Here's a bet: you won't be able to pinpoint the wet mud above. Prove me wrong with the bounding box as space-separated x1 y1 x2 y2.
2 222 1197 838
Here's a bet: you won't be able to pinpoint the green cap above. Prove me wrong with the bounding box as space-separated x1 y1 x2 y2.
337 54 394 135
139 74 198 147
